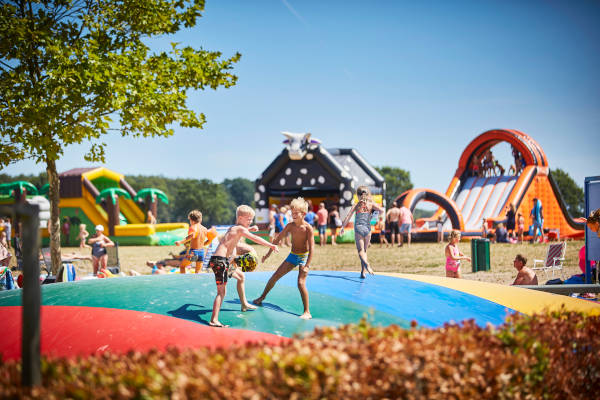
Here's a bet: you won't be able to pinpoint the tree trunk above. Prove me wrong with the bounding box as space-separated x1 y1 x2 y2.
46 160 61 275
108 198 119 236
149 195 157 219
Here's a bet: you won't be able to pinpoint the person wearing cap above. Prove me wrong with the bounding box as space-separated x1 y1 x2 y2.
88 225 114 275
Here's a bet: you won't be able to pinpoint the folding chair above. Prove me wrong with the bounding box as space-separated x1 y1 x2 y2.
532 241 567 279
106 242 120 274
40 247 77 284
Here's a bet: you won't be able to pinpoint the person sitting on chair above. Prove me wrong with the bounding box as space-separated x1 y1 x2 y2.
511 254 538 286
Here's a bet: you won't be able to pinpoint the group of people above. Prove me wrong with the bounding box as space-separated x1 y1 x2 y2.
268 201 342 247
482 198 544 244
469 146 526 178
443 228 538 285
167 185 385 327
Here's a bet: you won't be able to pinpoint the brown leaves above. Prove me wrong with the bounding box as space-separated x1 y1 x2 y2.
1 311 598 399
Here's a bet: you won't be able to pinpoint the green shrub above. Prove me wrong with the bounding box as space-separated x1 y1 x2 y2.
1 310 598 399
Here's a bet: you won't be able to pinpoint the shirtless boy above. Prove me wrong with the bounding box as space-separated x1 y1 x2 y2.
253 197 315 319
175 210 208 274
208 205 278 328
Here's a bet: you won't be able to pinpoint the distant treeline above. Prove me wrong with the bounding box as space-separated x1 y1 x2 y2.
1 166 583 225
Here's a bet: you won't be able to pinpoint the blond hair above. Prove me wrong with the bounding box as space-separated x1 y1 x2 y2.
79 224 87 230
290 197 308 213
236 205 255 219
449 230 461 242
588 208 600 224
188 210 202 222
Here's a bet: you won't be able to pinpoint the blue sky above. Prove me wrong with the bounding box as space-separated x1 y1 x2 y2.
4 0 599 198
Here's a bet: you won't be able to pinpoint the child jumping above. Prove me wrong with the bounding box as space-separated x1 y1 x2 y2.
253 197 315 319
77 224 90 249
445 230 471 279
340 186 384 279
175 210 208 274
209 205 278 327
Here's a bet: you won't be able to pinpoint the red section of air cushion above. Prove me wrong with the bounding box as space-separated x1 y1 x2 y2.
0 306 288 360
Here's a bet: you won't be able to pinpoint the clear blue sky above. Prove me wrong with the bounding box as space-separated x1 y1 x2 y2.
4 0 599 197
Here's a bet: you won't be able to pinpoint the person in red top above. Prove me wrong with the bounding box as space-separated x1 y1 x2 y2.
175 210 208 273
316 202 328 247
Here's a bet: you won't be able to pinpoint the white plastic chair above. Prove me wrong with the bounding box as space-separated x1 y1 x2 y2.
532 242 566 279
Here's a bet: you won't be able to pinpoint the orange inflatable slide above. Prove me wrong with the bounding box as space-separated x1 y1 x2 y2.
397 129 585 241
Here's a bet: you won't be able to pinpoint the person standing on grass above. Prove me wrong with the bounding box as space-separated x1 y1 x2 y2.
517 212 525 243
316 202 328 246
505 203 516 240
88 225 114 275
340 186 384 279
445 230 470 279
328 205 341 246
386 202 401 247
268 204 278 242
398 204 413 247
530 198 544 243
254 197 314 319
376 215 389 247
436 216 443 243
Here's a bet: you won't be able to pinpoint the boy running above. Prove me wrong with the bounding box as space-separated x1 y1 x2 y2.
209 205 278 328
253 197 315 319
175 210 208 274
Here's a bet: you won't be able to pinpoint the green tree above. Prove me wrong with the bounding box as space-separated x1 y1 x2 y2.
375 166 413 207
551 168 584 217
0 0 240 272
222 177 255 208
171 178 235 225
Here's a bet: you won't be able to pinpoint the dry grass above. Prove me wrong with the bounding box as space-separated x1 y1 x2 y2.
56 239 585 285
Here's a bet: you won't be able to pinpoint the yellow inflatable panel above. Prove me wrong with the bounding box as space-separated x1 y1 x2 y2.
59 198 107 227
154 222 188 232
381 273 600 316
114 224 156 236
120 198 145 224
82 167 123 183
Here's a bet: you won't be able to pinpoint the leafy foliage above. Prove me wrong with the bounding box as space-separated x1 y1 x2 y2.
375 166 413 207
0 0 240 272
0 0 240 166
222 177 255 209
551 168 584 217
1 310 597 398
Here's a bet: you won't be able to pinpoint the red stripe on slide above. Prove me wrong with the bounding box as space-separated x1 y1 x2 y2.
0 306 288 360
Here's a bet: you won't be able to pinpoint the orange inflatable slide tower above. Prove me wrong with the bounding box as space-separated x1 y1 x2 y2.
397 129 585 241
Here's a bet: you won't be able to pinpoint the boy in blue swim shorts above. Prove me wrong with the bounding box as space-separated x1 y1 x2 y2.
253 197 315 319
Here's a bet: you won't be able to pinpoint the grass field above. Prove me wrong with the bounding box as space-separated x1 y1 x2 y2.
56 239 586 285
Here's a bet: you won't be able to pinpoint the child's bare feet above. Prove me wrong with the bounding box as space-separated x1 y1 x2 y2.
252 298 263 306
241 303 257 312
209 321 229 328
366 263 374 275
299 312 312 320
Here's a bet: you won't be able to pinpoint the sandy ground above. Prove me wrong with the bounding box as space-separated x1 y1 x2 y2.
31 239 587 286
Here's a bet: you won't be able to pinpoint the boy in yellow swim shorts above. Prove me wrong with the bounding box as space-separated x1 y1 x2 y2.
253 197 315 319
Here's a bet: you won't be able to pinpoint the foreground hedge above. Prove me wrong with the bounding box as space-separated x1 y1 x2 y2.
1 310 598 399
